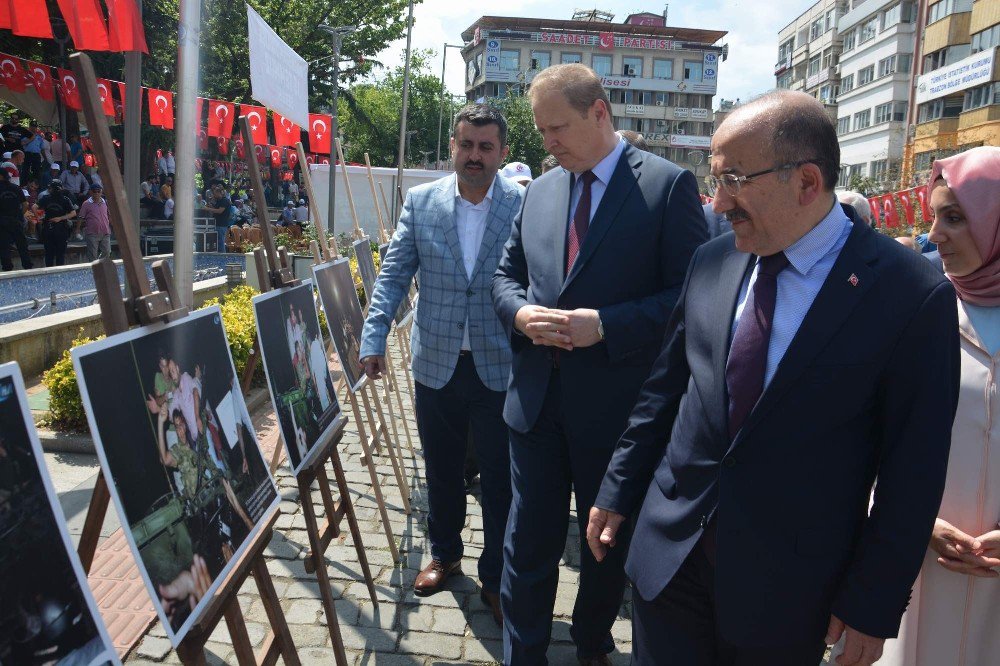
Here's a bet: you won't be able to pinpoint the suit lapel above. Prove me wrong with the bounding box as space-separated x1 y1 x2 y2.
732 221 878 448
469 179 517 283
439 176 466 275
544 169 572 294
563 145 640 291
712 249 756 442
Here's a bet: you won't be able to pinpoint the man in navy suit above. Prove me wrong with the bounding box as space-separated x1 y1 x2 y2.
587 91 960 665
492 63 707 664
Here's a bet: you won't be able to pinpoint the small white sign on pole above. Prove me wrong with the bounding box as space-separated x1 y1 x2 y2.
246 3 308 127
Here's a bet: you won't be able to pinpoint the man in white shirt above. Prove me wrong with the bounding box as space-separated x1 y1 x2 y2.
59 161 89 202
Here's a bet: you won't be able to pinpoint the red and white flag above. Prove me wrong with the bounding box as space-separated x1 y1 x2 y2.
254 143 266 165
198 128 209 152
308 113 332 155
269 145 282 168
897 189 916 226
57 68 82 110
147 88 174 129
25 61 54 101
288 151 298 169
96 78 116 116
207 99 235 138
55 0 111 52
914 187 932 222
0 56 27 93
240 104 268 146
234 139 245 159
867 197 881 226
881 194 899 228
106 0 148 54
10 0 54 39
216 137 229 154
272 112 300 148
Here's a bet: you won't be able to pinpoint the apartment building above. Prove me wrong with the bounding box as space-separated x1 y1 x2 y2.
776 0 848 118
835 1 918 188
460 13 727 178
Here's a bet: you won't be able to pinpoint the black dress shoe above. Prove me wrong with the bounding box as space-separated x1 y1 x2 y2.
413 559 462 596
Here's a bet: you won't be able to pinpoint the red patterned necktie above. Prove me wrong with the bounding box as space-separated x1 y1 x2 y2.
566 170 597 275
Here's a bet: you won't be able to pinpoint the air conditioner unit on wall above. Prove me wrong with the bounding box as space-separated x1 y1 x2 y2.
655 100 664 106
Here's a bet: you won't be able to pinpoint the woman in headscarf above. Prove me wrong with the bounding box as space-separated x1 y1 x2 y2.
881 146 1000 666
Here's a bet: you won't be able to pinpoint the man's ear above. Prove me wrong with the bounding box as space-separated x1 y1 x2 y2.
798 162 825 207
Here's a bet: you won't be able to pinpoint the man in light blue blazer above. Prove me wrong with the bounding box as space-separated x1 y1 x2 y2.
360 104 523 623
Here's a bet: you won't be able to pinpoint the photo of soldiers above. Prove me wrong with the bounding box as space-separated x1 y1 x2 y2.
253 280 341 473
0 362 118 666
313 259 366 392
72 308 279 646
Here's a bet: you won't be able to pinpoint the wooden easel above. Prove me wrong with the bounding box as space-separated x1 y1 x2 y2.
334 138 364 242
70 52 298 665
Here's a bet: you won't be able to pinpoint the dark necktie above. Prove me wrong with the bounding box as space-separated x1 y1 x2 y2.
566 170 597 275
725 252 790 439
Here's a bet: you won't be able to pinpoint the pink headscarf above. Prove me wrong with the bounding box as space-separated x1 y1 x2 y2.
929 146 1000 305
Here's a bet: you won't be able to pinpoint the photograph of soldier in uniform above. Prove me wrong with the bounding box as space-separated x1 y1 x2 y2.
72 308 279 646
313 259 366 392
378 242 414 325
253 280 341 473
0 362 118 666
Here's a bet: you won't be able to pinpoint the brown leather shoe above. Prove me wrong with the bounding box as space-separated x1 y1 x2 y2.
480 588 503 627
577 655 612 666
413 559 461 596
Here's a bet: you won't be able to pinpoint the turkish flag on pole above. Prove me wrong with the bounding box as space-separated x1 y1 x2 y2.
308 113 332 155
867 197 881 226
25 61 54 101
0 56 28 93
288 151 298 169
10 0 54 38
915 187 932 222
96 78 116 116
897 189 916 226
272 112 300 147
57 68 82 110
147 88 175 129
881 194 900 228
239 105 268 146
106 0 149 53
269 145 282 168
56 0 111 52
216 137 229 154
207 100 235 138
254 144 266 165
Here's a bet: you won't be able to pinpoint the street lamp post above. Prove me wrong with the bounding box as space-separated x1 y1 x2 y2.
318 24 356 240
435 43 464 168
396 0 415 202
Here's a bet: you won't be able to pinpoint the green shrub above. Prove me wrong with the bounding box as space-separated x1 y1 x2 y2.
200 284 262 383
42 330 104 431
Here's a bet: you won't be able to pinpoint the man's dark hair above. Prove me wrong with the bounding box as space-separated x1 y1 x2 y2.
451 104 508 147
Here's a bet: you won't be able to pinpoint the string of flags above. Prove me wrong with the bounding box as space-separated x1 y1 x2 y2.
0 0 148 53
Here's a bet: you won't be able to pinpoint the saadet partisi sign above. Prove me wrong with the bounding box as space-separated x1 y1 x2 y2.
915 48 995 105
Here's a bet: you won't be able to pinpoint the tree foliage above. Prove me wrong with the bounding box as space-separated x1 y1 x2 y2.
494 94 546 177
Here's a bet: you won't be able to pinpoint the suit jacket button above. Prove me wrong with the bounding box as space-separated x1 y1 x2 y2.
458 323 465 329
724 456 737 468
466 289 474 296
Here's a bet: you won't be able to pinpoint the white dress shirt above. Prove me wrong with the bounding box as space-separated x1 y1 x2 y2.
568 137 626 226
454 178 494 350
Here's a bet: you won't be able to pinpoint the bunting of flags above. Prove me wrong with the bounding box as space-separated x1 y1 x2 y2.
0 50 335 159
0 0 147 53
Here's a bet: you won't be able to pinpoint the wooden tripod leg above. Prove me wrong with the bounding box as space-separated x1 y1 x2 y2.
384 344 415 458
348 393 399 561
268 436 284 473
328 449 379 605
377 354 403 461
297 475 350 666
223 598 257 665
78 472 110 571
394 327 416 407
251 548 301 666
361 383 411 514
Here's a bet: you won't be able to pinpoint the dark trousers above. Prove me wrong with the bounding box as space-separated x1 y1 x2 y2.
502 372 630 664
632 544 827 665
23 152 42 182
413 353 511 592
43 227 69 267
0 217 32 270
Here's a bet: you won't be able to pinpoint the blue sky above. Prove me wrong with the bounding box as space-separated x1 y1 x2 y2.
375 0 818 108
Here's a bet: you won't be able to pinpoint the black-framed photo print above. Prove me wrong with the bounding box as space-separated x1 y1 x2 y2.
377 242 414 325
313 259 365 393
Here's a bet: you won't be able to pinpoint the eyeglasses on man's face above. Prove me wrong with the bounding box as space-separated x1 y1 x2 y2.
704 160 819 197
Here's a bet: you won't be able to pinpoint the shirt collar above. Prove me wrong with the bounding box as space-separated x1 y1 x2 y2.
454 174 495 208
574 137 626 187
781 198 851 275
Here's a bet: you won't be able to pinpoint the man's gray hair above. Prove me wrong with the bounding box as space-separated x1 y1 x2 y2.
837 190 872 225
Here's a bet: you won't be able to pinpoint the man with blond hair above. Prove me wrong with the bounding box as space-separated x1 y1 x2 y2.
492 63 706 664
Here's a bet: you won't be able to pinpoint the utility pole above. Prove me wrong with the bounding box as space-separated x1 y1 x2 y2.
435 43 464 168
124 3 143 234
318 25 356 237
174 0 201 307
396 0 415 198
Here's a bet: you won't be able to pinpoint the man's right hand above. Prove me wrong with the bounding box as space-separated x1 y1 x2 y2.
514 305 573 351
586 506 626 562
361 355 387 380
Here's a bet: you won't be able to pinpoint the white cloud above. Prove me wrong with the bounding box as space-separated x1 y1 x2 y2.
374 1 817 107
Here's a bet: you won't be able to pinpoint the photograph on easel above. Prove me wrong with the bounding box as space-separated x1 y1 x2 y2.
313 259 365 393
353 237 378 305
71 308 280 646
378 242 414 325
0 362 119 666
252 280 340 473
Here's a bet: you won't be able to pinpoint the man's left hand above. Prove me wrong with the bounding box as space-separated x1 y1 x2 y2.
974 528 1000 559
826 615 884 666
550 308 603 348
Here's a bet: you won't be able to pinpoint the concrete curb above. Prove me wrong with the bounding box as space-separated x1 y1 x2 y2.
38 387 272 454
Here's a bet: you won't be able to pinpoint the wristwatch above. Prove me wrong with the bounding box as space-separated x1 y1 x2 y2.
597 312 605 341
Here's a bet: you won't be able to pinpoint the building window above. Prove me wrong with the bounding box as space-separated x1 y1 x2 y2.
591 54 611 76
859 17 878 43
841 73 854 93
928 0 957 25
918 97 963 122
858 65 875 86
653 59 673 79
883 3 901 29
971 24 1000 54
842 29 856 52
561 52 582 64
837 116 851 135
500 49 519 71
530 51 550 70
837 166 850 188
778 38 794 62
622 56 642 76
655 91 672 106
777 72 793 89
853 109 871 130
963 82 1000 111
825 8 836 32
810 18 823 41
849 164 865 180
874 102 894 124
808 55 821 77
683 60 703 81
819 84 837 104
870 159 889 181
821 48 837 69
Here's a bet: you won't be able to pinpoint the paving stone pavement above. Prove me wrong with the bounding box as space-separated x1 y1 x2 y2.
127 341 634 665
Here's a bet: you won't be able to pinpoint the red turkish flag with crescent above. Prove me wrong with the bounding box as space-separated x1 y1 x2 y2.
881 194 900 228
147 88 174 129
239 104 268 146
598 32 615 50
308 113 332 155
272 112 300 148
207 99 235 138
0 56 27 93
96 78 116 116
288 151 298 169
867 197 881 226
216 137 229 154
270 146 282 168
57 68 81 110
10 0 54 38
234 139 245 159
320 156 330 165
305 154 315 166
55 0 111 52
254 144 266 165
897 189 916 226
106 0 149 54
25 61 54 100
915 187 932 222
